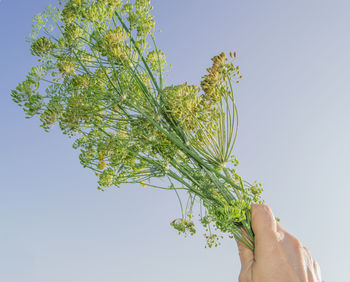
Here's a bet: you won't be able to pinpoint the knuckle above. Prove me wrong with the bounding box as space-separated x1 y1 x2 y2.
303 246 312 257
285 232 302 249
294 238 303 248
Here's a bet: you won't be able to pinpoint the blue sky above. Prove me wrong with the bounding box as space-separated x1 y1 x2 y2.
1 0 349 281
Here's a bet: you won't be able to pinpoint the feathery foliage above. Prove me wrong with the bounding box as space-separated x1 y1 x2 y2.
12 0 264 250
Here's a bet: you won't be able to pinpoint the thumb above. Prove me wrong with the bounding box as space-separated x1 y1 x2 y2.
251 204 278 256
236 238 254 269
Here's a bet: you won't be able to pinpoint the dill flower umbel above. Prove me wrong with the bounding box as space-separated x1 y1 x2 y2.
12 0 264 251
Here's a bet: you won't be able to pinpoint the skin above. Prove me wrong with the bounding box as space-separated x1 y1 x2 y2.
237 204 322 282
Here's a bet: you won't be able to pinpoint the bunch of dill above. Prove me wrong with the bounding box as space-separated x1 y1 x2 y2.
12 0 263 250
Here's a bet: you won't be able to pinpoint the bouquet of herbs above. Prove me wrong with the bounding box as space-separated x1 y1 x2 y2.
12 0 264 250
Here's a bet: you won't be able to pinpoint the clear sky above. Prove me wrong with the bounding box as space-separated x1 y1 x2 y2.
1 0 349 281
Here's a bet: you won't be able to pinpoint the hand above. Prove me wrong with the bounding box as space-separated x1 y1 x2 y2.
237 204 322 282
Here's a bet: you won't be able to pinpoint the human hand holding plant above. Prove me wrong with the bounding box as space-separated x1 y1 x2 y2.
237 204 322 282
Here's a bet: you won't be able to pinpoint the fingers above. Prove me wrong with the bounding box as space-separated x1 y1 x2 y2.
303 246 316 281
313 259 322 281
236 239 254 270
251 204 279 256
304 246 323 282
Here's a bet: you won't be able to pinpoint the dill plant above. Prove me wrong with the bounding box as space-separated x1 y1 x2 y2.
12 0 264 250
